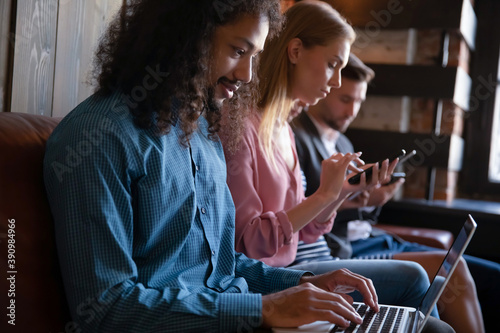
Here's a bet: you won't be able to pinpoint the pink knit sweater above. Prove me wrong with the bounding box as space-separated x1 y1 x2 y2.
223 113 334 267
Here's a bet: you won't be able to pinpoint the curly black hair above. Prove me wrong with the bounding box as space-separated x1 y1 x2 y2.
90 0 282 143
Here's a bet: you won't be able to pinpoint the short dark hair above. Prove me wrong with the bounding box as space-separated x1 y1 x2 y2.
341 53 375 83
91 0 282 143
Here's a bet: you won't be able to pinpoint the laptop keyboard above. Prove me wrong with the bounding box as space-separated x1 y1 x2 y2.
330 303 406 333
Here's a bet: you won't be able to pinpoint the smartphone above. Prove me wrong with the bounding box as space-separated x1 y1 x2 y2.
348 149 406 185
384 172 406 185
397 149 416 164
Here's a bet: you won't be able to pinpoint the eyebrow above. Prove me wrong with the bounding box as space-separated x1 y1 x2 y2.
235 37 263 54
332 54 348 67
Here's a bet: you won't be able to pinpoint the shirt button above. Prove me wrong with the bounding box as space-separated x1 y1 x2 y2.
201 207 206 214
212 250 216 256
196 165 199 171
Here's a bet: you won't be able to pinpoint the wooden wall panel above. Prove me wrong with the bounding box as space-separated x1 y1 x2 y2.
351 96 411 132
352 29 417 65
0 0 13 113
10 0 58 115
52 0 122 117
8 0 122 116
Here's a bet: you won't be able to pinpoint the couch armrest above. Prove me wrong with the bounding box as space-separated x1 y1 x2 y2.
376 224 454 250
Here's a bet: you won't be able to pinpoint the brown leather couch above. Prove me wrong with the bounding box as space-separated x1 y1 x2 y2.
0 112 454 332
376 224 454 250
0 112 70 332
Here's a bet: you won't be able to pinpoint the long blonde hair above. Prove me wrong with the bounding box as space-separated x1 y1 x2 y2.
257 0 355 164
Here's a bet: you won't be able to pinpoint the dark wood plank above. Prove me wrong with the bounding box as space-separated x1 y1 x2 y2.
366 64 455 97
345 128 464 171
326 0 464 30
365 64 471 110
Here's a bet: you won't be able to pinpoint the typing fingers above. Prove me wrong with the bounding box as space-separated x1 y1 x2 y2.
303 285 363 326
309 297 363 327
262 283 364 328
330 269 380 312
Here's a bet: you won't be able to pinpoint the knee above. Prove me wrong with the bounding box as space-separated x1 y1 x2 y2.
456 257 474 282
447 258 476 296
422 317 456 333
398 261 430 291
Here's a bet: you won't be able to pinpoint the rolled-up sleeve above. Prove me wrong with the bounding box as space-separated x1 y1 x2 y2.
299 211 336 243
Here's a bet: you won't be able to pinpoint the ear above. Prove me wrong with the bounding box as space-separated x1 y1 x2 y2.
287 38 303 65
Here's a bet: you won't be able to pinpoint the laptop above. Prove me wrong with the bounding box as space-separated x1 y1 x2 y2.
272 214 477 333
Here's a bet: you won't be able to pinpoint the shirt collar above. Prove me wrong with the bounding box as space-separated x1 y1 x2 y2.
307 112 340 146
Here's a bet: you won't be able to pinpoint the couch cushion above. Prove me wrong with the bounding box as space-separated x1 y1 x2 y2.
0 112 71 331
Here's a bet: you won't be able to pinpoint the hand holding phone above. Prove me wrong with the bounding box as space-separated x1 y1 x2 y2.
348 149 406 185
381 150 416 185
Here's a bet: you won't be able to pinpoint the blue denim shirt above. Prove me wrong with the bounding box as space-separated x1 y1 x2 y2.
43 91 306 332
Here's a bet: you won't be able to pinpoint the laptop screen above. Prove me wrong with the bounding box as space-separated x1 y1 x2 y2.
418 215 477 322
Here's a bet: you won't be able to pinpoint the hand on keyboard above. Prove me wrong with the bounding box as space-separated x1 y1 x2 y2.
299 268 380 313
262 282 363 329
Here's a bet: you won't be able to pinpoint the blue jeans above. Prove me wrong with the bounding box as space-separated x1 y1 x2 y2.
289 259 439 318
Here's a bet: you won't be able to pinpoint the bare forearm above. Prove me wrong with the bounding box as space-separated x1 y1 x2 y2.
315 191 350 222
286 191 334 232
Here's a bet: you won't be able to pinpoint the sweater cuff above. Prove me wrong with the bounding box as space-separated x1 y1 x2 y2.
276 210 294 245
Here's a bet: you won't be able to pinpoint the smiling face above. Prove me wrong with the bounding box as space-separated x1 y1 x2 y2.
288 38 350 106
210 14 269 106
309 76 368 133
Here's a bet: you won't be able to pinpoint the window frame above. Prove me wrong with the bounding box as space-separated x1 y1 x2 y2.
462 0 500 197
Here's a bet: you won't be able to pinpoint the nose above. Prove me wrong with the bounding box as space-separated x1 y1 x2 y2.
235 58 253 84
346 103 356 117
328 70 341 89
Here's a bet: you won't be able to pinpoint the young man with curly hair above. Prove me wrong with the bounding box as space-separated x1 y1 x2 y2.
42 1 394 331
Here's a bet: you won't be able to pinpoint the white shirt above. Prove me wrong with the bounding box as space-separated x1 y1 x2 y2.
307 113 339 157
307 113 373 242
